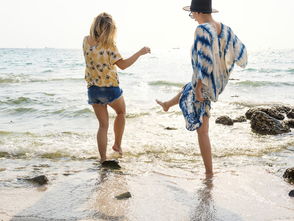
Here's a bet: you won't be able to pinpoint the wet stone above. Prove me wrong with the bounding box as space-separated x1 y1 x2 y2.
215 116 234 125
287 109 294 119
283 168 294 184
250 111 290 135
115 192 132 200
101 160 121 169
25 175 49 185
233 116 247 123
284 119 294 128
165 127 177 130
245 106 285 120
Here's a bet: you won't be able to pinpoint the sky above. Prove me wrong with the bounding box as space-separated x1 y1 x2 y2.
0 0 294 52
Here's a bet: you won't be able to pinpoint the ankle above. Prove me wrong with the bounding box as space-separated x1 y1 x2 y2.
100 156 106 163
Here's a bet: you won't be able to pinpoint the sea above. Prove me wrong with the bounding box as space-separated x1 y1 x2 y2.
0 48 293 220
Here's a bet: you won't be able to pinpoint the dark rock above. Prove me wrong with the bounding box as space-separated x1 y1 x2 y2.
233 116 247 123
0 152 9 158
245 107 285 120
274 105 291 114
287 109 294 119
33 164 50 168
215 116 234 125
165 127 177 130
25 175 48 185
101 160 121 169
284 119 294 128
283 168 294 184
250 111 290 135
289 190 294 197
115 192 132 200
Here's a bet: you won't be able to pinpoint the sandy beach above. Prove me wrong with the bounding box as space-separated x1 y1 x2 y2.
0 159 293 221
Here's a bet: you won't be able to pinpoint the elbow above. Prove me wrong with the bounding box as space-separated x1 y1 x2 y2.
115 60 128 70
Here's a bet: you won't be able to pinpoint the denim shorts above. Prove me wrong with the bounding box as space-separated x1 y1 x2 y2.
87 86 123 105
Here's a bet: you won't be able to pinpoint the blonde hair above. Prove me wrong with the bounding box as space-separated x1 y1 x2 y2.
90 12 117 48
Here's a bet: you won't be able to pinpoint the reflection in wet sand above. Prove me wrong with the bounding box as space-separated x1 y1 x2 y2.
190 177 216 221
89 169 130 220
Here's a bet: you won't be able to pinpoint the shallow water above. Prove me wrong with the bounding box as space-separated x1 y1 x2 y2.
0 48 293 220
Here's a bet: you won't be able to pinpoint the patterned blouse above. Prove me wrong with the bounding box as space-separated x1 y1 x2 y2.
191 23 248 102
83 37 122 88
179 23 247 131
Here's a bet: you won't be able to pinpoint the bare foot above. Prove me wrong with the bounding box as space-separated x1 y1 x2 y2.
112 144 123 155
156 99 169 112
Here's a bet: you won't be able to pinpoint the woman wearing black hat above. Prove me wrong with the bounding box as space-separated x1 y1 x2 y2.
156 0 247 176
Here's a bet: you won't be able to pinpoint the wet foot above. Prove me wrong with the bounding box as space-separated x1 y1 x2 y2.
156 99 169 112
112 144 123 155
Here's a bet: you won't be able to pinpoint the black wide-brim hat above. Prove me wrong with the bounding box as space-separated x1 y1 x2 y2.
183 0 219 13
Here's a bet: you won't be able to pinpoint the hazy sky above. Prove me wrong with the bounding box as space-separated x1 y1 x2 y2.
1 0 293 51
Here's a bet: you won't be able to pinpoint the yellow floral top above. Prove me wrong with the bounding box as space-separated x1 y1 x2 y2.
83 37 122 88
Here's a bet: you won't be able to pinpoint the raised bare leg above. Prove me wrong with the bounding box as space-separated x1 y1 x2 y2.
109 96 126 155
197 116 213 175
92 104 109 162
156 90 182 112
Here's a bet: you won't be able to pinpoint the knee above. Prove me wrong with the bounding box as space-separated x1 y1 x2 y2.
197 128 209 137
116 110 126 117
99 121 109 130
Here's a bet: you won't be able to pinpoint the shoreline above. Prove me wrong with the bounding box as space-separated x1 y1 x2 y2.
0 157 293 221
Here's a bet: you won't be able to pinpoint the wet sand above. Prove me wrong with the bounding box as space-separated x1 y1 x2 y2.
0 161 293 221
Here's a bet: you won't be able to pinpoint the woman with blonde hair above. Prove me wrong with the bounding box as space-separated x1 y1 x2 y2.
83 12 150 164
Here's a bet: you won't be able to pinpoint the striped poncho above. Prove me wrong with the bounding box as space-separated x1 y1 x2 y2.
179 23 248 130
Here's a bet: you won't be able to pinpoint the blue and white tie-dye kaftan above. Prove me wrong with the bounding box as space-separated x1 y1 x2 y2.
179 23 248 131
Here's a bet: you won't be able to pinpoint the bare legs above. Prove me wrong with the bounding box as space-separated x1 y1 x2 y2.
109 97 126 155
92 96 126 162
156 93 213 175
156 90 182 112
197 116 213 175
92 104 109 162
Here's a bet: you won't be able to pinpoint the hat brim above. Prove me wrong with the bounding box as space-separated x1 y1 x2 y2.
183 6 219 13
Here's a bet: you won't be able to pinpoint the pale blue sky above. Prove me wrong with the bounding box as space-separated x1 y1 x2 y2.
0 0 293 51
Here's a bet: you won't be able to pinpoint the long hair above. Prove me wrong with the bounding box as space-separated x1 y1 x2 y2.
90 12 117 48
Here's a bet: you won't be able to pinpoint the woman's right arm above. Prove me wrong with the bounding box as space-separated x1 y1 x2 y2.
195 79 205 102
115 47 150 70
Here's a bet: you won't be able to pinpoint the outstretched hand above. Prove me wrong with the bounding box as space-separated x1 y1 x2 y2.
139 47 151 55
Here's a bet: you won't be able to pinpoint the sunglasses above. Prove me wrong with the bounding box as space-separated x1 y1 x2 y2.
189 12 194 19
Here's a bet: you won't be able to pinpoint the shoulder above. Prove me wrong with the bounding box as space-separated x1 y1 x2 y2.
83 36 89 42
195 24 213 39
221 24 235 37
83 36 89 47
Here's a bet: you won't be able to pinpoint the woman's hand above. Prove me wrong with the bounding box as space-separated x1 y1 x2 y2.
139 47 151 55
115 47 151 70
195 87 205 102
195 79 205 102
